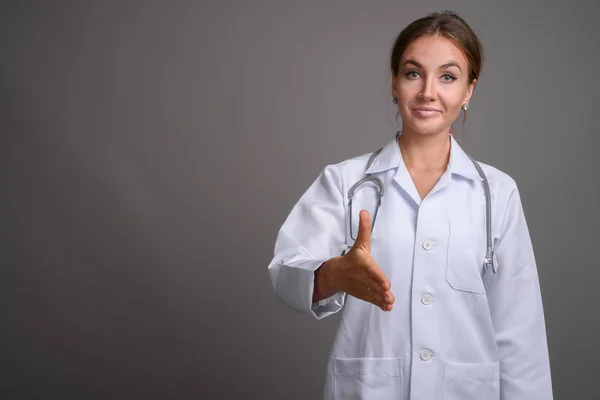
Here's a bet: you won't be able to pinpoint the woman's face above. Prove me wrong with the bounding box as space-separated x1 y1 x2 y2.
392 34 476 138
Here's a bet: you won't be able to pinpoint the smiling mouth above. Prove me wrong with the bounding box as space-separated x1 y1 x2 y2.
412 107 442 117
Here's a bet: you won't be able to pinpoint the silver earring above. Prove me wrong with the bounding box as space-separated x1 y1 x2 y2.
462 103 469 111
392 97 398 105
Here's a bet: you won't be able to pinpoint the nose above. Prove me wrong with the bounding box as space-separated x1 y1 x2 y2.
419 76 437 101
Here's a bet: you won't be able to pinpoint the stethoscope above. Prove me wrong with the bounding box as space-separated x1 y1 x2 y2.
341 132 498 274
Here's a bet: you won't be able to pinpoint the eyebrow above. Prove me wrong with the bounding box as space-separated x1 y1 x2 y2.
403 59 462 72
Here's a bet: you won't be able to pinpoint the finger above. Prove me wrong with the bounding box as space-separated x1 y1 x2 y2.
373 288 394 308
371 291 393 311
354 209 371 252
382 290 395 306
359 275 389 297
360 284 394 310
362 258 391 291
360 287 386 310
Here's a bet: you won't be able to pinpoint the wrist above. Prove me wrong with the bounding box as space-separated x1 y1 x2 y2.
321 257 341 290
313 257 341 302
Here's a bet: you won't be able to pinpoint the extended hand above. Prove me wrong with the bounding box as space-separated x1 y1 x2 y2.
323 210 395 311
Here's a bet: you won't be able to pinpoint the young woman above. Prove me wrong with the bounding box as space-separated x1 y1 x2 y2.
268 11 553 400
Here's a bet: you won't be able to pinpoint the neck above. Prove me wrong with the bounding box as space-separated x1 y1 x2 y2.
397 128 451 171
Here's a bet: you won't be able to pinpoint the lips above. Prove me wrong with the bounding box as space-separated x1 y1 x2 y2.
412 107 442 117
413 107 441 112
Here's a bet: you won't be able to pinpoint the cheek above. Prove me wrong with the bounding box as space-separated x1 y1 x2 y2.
396 79 417 95
397 89 418 108
439 88 467 109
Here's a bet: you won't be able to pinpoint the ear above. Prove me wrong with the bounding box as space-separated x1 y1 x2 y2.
463 78 477 105
392 74 398 99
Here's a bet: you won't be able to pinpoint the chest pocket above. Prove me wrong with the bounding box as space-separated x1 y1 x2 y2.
446 218 487 295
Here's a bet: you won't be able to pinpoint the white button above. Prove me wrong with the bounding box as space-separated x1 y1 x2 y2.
421 293 433 305
420 349 433 361
422 239 434 250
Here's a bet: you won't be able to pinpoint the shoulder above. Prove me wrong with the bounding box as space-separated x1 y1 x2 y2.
476 161 520 197
477 161 517 188
319 151 376 188
331 151 374 172
475 160 524 230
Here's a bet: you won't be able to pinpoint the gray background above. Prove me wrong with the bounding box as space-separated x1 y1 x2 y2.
1 1 598 399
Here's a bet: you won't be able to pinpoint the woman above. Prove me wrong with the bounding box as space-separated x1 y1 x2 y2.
267 11 553 400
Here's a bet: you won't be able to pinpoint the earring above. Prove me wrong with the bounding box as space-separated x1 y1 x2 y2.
462 103 469 111
392 97 398 104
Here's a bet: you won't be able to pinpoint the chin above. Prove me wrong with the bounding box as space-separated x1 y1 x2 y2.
404 119 447 136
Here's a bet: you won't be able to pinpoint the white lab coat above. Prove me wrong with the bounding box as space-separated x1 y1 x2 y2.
268 132 553 400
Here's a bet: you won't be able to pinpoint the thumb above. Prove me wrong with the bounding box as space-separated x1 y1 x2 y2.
354 209 372 252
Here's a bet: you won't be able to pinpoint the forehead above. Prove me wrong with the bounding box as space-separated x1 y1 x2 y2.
402 35 468 68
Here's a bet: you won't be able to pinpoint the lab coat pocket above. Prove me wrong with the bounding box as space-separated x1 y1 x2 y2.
442 361 499 400
446 219 486 294
333 357 403 400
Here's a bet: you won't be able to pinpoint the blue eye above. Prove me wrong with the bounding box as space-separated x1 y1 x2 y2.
404 71 420 79
441 74 457 82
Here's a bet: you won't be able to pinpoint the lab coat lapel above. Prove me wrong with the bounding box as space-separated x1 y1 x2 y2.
364 132 423 206
393 155 423 206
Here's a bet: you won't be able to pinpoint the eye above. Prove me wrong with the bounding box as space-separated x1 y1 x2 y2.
441 73 457 82
404 71 420 79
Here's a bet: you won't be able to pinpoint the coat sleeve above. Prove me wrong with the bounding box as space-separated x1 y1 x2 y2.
484 183 553 399
267 164 348 320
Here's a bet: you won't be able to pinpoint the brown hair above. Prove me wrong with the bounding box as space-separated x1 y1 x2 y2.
390 11 484 131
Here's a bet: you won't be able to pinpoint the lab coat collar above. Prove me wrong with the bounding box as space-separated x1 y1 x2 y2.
365 131 483 182
447 134 484 181
363 132 402 174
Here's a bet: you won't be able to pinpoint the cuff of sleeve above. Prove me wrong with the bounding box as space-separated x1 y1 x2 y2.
301 259 345 319
272 257 346 319
310 290 346 320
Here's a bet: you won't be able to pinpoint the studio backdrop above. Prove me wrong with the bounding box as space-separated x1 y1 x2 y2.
1 1 598 399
